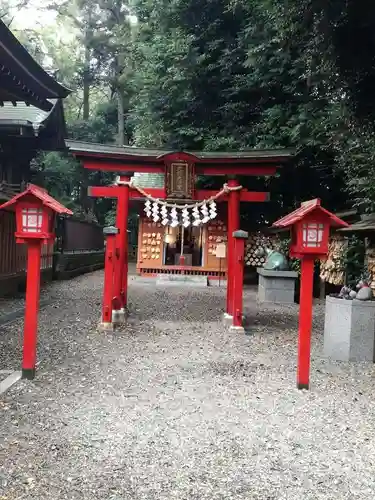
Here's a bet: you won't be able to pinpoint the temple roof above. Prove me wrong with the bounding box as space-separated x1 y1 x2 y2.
0 99 68 150
66 140 293 163
0 20 70 111
339 214 375 233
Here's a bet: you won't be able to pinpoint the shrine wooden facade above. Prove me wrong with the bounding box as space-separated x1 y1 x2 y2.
137 206 229 279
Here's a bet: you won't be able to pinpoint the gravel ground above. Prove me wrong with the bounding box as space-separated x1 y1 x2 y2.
0 287 52 319
1 270 375 499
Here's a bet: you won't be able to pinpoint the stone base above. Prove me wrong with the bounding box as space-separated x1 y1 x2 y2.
209 279 227 288
324 295 375 362
223 313 246 331
257 268 298 304
98 321 114 333
222 313 233 326
229 325 245 334
112 308 128 325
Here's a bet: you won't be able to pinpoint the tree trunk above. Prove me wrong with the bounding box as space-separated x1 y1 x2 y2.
117 90 126 145
83 43 90 120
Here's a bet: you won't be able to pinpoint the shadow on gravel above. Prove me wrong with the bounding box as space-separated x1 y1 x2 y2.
244 310 298 332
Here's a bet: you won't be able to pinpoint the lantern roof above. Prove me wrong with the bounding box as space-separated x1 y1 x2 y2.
0 183 73 215
273 199 349 229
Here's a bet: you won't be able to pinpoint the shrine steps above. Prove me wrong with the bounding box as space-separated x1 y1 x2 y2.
157 275 208 287
131 274 227 288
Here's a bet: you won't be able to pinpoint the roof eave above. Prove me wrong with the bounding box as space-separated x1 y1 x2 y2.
0 20 71 110
66 140 294 164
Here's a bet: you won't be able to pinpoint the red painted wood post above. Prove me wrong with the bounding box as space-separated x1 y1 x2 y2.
100 226 118 331
297 256 315 390
22 240 42 380
230 230 248 332
120 181 130 312
110 181 130 319
226 178 241 318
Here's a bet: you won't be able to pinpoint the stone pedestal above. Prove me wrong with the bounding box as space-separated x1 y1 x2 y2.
257 268 298 304
324 296 375 362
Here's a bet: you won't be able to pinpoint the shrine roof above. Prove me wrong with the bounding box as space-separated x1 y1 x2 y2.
131 173 165 188
339 214 375 233
66 140 293 164
0 183 73 215
0 20 70 111
0 99 68 149
273 199 349 229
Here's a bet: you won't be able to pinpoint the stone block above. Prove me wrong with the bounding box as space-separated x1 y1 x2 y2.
324 295 375 362
257 268 298 304
156 274 208 287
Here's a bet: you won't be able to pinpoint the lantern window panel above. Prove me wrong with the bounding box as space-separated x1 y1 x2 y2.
302 222 324 248
22 207 44 233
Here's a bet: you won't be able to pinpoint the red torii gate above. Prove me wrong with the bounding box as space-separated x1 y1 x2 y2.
68 141 292 329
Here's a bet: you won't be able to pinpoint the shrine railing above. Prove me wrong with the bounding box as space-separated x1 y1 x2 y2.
138 265 226 278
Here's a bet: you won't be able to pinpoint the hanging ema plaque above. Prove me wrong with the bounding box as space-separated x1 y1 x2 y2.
165 162 194 200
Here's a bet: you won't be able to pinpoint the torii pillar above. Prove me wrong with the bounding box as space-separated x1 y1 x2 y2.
224 177 241 322
113 178 130 322
88 182 130 325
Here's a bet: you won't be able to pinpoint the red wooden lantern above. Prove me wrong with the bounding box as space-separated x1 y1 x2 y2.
16 202 54 243
0 184 72 380
0 184 72 243
273 199 349 390
275 199 346 259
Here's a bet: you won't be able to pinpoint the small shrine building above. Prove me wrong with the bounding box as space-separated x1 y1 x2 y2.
68 141 292 282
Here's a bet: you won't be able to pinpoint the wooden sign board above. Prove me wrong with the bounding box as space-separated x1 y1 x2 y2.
165 162 194 200
215 242 226 258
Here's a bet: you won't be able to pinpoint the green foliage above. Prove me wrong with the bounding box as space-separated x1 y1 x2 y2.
344 236 366 287
14 0 375 225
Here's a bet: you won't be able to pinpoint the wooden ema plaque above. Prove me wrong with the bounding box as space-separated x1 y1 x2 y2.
165 162 194 200
215 242 227 259
206 220 227 268
139 219 164 265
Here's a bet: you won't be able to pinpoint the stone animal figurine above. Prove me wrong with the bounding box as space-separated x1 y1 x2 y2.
256 246 290 271
340 280 373 300
355 280 373 301
339 285 352 300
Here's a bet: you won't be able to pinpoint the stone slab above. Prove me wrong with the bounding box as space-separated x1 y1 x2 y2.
0 371 21 395
156 275 208 287
257 268 298 279
208 279 227 288
324 295 375 362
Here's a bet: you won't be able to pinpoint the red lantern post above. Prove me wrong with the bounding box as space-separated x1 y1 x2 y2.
0 184 72 379
272 199 349 390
